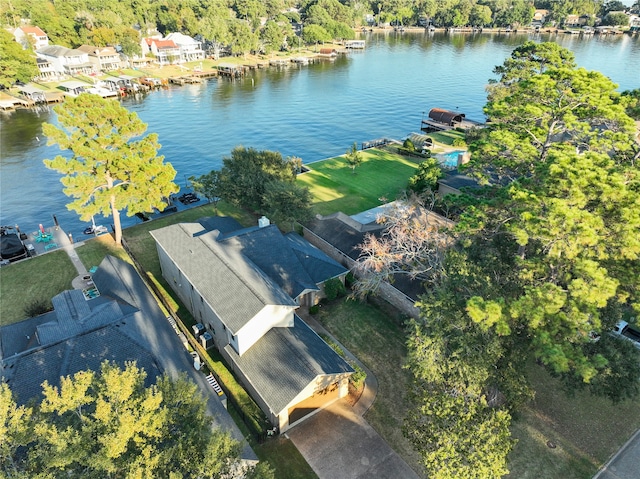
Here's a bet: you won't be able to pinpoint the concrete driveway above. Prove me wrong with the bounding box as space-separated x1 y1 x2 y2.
593 429 640 479
286 396 420 479
289 315 420 479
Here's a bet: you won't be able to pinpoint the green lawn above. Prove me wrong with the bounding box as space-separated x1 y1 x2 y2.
297 148 420 216
74 234 131 268
427 130 466 146
507 362 640 478
254 437 318 479
313 297 426 476
0 250 77 326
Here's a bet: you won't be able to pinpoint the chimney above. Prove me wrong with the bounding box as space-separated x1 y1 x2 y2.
258 216 270 228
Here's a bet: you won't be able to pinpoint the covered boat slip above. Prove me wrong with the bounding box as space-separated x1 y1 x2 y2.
421 107 483 131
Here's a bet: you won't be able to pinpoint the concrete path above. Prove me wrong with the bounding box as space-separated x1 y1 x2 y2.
593 428 640 479
49 226 93 290
289 313 420 479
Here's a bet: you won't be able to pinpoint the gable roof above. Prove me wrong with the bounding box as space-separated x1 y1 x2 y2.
20 26 47 36
77 45 118 56
37 45 86 58
165 32 199 45
151 223 296 334
199 217 347 298
224 316 353 414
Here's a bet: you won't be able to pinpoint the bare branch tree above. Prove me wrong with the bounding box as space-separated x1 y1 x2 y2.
352 193 455 298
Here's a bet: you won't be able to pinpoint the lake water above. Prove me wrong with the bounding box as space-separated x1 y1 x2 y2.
1 31 639 238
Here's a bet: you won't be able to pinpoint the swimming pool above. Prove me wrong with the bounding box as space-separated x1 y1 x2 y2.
437 150 467 168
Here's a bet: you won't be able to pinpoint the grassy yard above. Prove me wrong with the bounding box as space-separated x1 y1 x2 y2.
74 234 131 268
427 130 466 146
0 250 77 326
297 148 420 216
313 297 426 476
507 362 640 478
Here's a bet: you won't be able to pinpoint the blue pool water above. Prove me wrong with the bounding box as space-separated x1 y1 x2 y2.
438 150 467 168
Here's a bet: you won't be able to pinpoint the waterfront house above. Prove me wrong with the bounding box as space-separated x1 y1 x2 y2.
150 217 353 432
77 45 121 72
36 45 94 77
0 255 257 464
13 25 49 50
35 57 57 81
165 32 205 62
141 37 181 65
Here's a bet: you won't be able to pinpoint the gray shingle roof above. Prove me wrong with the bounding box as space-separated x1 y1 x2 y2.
150 223 296 334
224 316 353 414
198 218 347 298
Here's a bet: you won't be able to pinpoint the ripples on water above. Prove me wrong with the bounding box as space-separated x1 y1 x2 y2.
1 32 638 236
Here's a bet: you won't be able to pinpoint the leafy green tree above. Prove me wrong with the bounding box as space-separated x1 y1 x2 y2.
0 29 39 88
408 157 443 193
602 12 630 26
260 20 286 53
302 24 332 45
262 180 313 230
190 170 222 212
469 4 492 26
229 19 258 57
2 362 241 478
344 142 363 173
217 146 297 213
0 383 33 477
404 383 514 479
477 43 636 183
43 94 178 245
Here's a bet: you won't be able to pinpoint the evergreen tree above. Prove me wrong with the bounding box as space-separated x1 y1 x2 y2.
43 94 178 245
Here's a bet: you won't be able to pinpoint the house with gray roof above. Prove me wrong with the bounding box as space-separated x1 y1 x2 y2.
0 255 256 463
150 217 353 432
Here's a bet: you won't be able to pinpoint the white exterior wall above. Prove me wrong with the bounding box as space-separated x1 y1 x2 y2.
235 305 295 356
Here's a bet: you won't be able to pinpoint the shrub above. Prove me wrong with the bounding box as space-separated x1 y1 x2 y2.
452 138 467 147
350 363 367 389
24 299 52 318
309 304 320 315
324 277 346 301
345 271 356 288
402 138 415 151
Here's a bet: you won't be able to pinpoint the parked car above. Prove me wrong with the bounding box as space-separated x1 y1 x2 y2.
612 320 640 349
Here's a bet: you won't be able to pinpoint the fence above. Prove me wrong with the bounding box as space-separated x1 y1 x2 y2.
120 237 269 442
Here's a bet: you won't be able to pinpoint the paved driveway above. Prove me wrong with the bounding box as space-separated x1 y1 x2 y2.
593 429 640 479
286 400 420 479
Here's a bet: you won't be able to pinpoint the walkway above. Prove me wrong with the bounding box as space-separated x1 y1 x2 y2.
48 226 93 290
288 313 420 479
593 428 640 479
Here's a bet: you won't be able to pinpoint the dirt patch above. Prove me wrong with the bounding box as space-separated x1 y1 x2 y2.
345 382 365 407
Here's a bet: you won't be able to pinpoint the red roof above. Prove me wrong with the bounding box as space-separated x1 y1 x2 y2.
20 26 47 37
145 38 177 49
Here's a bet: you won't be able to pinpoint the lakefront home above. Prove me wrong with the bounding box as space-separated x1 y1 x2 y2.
77 45 122 72
35 45 94 77
150 217 353 432
13 25 49 50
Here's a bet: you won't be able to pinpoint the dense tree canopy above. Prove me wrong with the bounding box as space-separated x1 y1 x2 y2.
43 94 178 245
0 29 39 88
1 362 242 479
216 146 312 226
350 41 640 476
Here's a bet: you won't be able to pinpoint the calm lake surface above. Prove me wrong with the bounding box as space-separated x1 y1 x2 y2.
1 31 639 237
